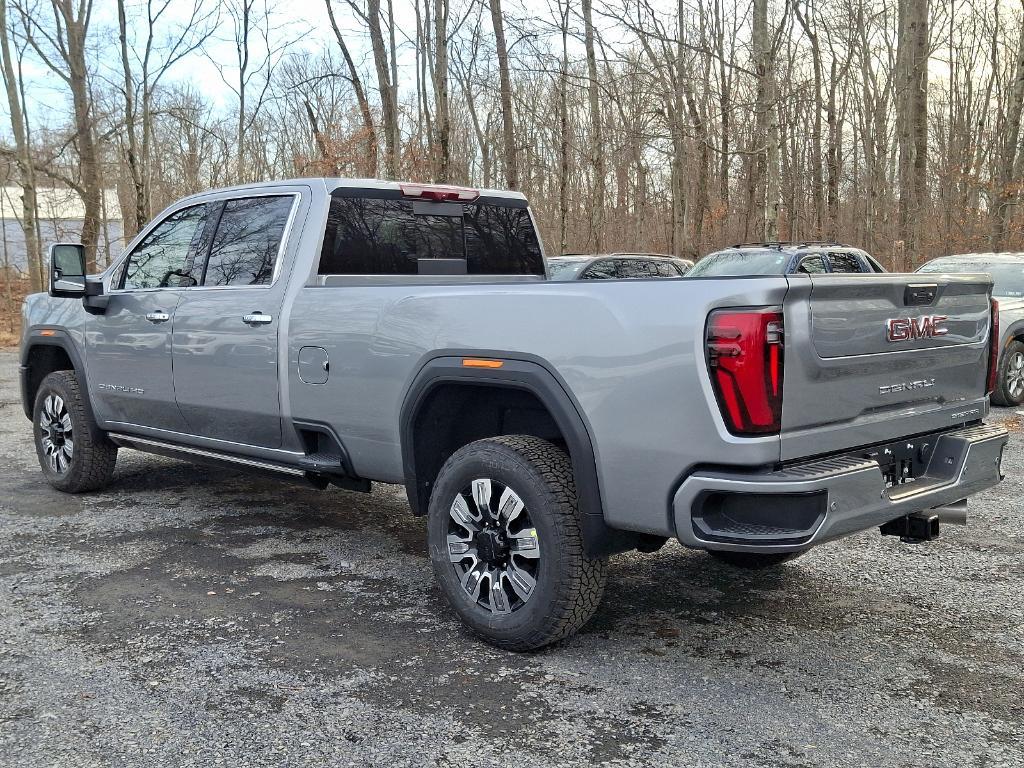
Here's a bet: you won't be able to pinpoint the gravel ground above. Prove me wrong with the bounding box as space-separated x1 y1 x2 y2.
0 349 1022 768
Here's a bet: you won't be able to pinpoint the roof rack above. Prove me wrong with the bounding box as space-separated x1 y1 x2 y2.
729 241 845 249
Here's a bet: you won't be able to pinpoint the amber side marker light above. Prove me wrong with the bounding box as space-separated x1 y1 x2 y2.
39 330 56 337
462 358 504 369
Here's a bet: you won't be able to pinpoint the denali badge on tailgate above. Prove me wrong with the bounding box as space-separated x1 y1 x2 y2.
886 315 948 342
879 378 936 394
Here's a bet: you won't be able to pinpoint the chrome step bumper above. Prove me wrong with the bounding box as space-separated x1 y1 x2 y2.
672 423 1008 553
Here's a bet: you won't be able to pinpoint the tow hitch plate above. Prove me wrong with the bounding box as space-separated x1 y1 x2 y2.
862 437 933 488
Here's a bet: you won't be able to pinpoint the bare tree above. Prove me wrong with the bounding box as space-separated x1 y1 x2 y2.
489 0 517 189
582 0 604 250
348 0 400 177
433 0 450 180
18 0 101 269
325 0 378 176
0 0 40 290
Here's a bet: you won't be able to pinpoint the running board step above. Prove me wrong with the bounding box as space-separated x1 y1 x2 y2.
108 433 328 488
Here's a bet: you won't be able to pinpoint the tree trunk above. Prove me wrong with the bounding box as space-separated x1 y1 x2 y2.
367 0 399 177
61 0 101 270
235 0 251 183
0 0 41 291
752 0 779 241
558 2 569 253
433 0 450 181
897 0 929 263
582 0 604 251
326 0 378 177
117 0 146 239
792 1 823 235
991 14 1024 249
489 0 517 189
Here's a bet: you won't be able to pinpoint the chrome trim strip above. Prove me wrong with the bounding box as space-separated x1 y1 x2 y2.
109 433 306 476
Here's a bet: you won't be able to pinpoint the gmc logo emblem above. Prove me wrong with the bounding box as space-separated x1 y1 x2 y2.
886 315 949 342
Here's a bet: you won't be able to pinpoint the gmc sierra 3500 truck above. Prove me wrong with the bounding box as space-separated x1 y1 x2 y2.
21 178 1009 650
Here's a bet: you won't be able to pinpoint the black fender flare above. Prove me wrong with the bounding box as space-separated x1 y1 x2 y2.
399 353 643 558
1001 318 1024 358
20 330 98 435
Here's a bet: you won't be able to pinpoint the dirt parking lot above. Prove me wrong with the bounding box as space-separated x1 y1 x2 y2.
0 349 1022 767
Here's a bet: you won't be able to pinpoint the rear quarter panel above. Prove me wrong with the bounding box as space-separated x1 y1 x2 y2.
287 277 790 536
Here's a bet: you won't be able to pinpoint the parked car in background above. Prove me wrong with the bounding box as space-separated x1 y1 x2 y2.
547 253 691 280
917 252 1024 406
688 242 885 277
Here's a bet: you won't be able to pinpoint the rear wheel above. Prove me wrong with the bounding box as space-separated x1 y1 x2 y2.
428 435 606 651
33 371 117 493
706 550 801 569
992 340 1024 407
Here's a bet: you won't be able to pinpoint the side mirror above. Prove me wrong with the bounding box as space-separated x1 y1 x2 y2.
49 243 87 298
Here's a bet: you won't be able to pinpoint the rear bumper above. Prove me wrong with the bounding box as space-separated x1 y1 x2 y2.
673 423 1008 553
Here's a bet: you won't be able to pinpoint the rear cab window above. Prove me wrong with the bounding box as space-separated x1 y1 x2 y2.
318 189 544 277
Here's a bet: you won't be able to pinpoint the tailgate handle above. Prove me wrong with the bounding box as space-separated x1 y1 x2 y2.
905 284 937 306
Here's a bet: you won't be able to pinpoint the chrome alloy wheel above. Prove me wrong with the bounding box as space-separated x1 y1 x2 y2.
39 394 73 474
446 478 541 615
1006 351 1024 400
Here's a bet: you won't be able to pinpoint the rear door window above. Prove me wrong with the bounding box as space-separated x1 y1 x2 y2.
319 192 544 276
797 255 827 274
578 260 617 279
203 196 294 286
619 259 661 278
827 252 867 273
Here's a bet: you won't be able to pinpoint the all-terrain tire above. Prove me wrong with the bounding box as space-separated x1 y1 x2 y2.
33 370 117 493
991 339 1024 407
428 435 607 651
706 550 802 569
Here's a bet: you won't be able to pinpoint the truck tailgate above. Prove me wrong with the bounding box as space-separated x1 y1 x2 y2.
780 273 993 461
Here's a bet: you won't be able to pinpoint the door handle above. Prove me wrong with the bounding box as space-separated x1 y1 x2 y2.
242 312 273 326
145 311 170 324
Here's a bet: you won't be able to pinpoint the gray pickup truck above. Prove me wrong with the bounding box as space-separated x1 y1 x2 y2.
20 178 1009 650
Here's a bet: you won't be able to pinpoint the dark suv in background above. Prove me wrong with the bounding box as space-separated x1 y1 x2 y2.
687 242 885 277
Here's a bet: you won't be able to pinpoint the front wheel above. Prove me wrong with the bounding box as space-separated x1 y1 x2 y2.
428 435 607 651
33 371 117 493
992 340 1024 407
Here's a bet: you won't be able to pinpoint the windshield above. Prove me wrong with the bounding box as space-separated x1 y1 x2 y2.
917 259 1024 298
546 259 587 280
688 249 789 277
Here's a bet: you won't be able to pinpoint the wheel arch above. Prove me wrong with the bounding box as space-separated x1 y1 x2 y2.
21 331 93 426
1005 319 1024 348
400 354 642 558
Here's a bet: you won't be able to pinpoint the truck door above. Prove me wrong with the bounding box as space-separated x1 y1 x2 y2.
86 203 212 432
170 193 300 449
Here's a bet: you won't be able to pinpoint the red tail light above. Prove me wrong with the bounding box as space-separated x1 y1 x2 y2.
987 297 999 395
706 308 784 435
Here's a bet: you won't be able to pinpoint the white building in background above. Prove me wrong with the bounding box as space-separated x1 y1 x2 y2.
0 187 124 273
